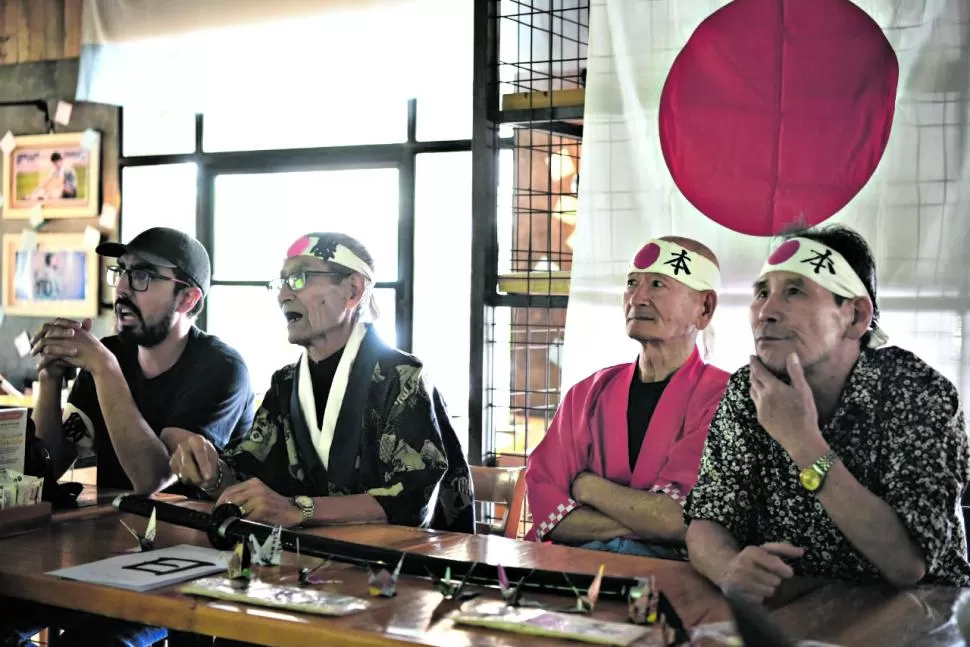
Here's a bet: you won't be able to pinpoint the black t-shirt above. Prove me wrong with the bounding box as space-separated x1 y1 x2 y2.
63 326 255 490
626 368 671 472
309 347 344 428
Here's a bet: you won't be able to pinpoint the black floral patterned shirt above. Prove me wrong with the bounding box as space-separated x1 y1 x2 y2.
685 347 970 586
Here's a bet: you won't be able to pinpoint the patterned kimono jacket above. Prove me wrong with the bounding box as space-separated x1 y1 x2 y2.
223 324 475 533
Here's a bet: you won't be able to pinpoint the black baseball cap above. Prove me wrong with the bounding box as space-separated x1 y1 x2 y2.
96 227 211 295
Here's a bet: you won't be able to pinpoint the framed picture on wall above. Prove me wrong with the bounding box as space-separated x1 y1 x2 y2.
1 131 101 220
1 233 100 317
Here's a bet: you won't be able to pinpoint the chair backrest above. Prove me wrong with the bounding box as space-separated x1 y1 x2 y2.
962 484 970 555
471 465 526 538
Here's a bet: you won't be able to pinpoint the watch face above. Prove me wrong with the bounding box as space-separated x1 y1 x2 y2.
800 468 822 492
294 495 312 510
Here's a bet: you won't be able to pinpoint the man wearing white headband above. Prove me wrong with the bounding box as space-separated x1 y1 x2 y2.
526 236 729 558
686 225 970 598
171 232 474 533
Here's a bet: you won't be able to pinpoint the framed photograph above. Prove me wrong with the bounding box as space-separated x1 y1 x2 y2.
1 233 100 317
1 132 101 219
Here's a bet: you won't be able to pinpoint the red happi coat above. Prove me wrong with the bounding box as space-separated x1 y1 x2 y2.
525 349 728 541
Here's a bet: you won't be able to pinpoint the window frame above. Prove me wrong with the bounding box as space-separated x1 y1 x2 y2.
118 102 473 353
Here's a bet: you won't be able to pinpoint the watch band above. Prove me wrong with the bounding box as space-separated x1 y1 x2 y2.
799 449 840 493
815 450 839 474
292 496 314 524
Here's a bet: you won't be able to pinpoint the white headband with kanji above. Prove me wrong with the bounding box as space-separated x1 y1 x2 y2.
285 234 379 321
759 237 888 348
628 238 721 292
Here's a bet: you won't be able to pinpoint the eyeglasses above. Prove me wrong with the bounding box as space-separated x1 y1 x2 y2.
106 266 191 292
267 271 347 293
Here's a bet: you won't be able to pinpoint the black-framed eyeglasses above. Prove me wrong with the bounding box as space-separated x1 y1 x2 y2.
267 271 347 293
106 266 191 292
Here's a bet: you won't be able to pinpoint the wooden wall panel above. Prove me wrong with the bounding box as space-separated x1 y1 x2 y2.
0 0 83 66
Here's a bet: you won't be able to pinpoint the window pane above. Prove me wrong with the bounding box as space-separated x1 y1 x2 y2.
122 108 196 157
206 285 300 397
121 164 197 241
203 103 408 152
415 92 471 142
413 1 472 141
206 285 397 397
414 152 471 440
371 288 397 348
212 169 399 282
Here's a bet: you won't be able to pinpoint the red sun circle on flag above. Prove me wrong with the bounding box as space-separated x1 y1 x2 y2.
633 242 661 269
659 0 899 237
767 239 800 265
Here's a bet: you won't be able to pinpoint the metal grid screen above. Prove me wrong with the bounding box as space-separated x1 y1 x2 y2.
482 0 590 539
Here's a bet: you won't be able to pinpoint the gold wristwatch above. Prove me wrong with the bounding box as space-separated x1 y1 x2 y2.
799 450 839 492
292 495 315 524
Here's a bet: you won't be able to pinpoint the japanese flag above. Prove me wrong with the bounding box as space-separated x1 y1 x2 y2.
562 0 968 393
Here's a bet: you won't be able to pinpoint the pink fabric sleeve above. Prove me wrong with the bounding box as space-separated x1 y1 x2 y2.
651 369 728 506
524 383 593 541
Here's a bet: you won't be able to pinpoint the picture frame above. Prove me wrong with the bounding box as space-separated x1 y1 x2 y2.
1 131 101 220
1 233 100 317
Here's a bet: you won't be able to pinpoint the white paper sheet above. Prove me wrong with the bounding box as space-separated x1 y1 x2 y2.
27 205 44 229
0 131 14 154
54 101 73 126
83 225 101 249
48 544 227 592
99 204 118 229
13 331 31 358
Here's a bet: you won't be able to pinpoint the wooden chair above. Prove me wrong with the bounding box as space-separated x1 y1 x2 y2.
962 485 970 555
471 465 526 538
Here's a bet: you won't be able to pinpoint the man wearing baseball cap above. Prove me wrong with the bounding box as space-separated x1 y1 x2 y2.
525 235 729 557
13 227 255 646
30 226 255 495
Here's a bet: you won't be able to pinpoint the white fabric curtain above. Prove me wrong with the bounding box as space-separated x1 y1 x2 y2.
76 0 470 110
562 0 970 400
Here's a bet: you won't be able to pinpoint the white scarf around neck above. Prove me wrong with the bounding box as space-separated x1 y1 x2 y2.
297 321 369 470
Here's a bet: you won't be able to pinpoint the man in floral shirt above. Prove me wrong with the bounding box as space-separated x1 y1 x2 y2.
685 225 970 602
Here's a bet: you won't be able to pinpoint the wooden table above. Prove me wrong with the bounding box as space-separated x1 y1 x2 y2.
0 497 965 646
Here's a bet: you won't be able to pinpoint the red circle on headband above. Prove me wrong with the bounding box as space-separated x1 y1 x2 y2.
767 239 800 265
659 0 898 236
633 242 661 269
287 236 312 258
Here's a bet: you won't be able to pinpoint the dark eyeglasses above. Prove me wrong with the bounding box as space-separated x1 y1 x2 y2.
106 266 192 293
267 271 347 293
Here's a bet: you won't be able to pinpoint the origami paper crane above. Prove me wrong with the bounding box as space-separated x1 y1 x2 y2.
248 526 283 567
430 563 478 601
120 507 156 552
228 539 253 590
561 564 605 614
368 555 405 598
497 565 536 607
